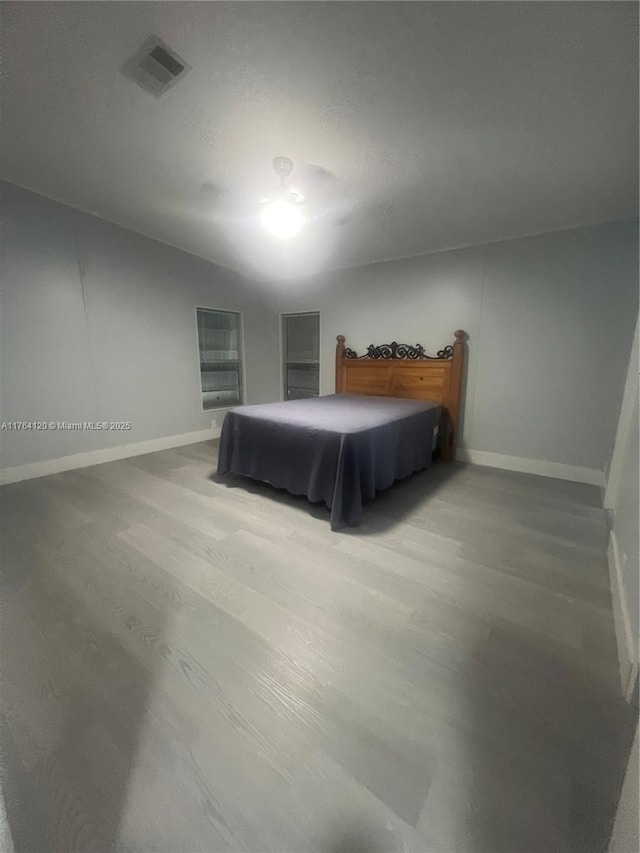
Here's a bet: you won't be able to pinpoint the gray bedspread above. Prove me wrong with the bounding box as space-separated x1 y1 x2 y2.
217 393 441 529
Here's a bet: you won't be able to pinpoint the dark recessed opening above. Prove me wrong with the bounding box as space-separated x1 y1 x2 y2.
149 45 184 77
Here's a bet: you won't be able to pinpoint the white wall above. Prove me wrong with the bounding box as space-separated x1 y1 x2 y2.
613 388 640 678
605 316 639 699
275 220 639 482
608 725 639 853
3 181 637 489
1 182 280 475
605 318 639 509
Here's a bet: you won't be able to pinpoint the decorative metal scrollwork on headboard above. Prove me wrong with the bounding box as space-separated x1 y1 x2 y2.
344 341 454 360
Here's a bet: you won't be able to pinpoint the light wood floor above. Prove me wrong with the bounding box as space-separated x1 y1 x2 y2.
1 441 635 853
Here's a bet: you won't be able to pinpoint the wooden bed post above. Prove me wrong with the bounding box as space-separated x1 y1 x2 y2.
335 335 346 393
442 329 465 461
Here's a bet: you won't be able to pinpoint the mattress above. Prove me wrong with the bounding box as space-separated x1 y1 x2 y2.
217 393 441 529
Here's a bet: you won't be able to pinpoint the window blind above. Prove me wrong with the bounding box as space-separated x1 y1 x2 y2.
196 308 243 409
282 312 320 400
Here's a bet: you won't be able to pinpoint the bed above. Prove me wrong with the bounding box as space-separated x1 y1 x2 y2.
217 330 466 529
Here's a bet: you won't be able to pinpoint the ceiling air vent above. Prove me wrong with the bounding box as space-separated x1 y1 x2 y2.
123 37 190 97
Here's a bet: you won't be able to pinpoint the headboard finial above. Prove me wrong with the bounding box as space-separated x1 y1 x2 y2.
454 329 466 342
336 334 346 344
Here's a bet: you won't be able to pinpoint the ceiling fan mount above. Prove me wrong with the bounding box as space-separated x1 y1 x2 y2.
201 155 351 233
272 156 294 180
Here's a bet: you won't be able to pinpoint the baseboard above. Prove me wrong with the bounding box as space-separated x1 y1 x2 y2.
0 427 221 486
607 530 639 700
456 449 604 487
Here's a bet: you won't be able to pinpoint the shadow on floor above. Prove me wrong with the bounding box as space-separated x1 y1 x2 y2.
322 819 402 853
442 622 635 853
312 612 636 853
1 478 173 853
211 458 460 535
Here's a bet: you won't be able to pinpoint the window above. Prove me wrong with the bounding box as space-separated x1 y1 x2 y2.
196 308 243 410
282 312 320 400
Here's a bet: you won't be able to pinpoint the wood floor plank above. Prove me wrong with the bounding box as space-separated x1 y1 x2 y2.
1 442 635 853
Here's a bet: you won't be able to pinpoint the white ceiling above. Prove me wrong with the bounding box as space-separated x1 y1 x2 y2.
3 2 638 281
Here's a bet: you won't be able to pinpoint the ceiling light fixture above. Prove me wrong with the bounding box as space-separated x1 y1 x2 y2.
261 199 305 239
260 156 305 239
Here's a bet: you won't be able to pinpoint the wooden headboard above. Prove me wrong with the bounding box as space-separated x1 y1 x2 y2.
335 330 466 460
